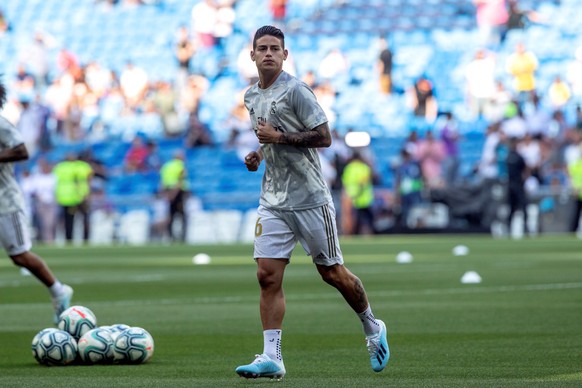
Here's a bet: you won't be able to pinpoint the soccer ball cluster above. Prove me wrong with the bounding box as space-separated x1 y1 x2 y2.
32 305 154 366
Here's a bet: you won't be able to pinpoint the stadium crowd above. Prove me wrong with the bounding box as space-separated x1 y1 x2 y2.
1 0 582 242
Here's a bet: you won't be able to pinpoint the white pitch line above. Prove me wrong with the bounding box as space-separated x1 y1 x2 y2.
1 282 581 311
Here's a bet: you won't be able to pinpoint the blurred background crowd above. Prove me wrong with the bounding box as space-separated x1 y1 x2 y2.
1 0 581 244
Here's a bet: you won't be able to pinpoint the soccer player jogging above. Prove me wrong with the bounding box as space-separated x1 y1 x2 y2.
235 25 389 380
0 79 73 324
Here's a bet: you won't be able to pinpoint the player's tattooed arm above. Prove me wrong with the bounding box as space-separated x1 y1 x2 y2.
0 143 28 163
279 122 332 148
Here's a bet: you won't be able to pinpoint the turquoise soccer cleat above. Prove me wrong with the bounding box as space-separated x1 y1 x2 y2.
366 319 390 372
52 284 73 324
235 353 286 380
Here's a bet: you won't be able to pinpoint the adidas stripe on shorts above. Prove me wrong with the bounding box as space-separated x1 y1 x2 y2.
253 202 344 266
0 211 32 256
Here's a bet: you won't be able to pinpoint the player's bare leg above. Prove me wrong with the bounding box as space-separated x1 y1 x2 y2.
10 251 56 286
236 258 287 380
10 251 73 323
257 258 287 329
317 263 390 372
316 264 368 312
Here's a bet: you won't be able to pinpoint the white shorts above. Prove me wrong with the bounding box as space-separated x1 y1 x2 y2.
0 211 32 256
254 203 344 266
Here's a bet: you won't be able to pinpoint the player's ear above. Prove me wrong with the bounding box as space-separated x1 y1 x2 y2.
283 49 288 60
250 50 255 62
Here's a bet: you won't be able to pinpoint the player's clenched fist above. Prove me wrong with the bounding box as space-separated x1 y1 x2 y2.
256 121 282 144
244 151 261 171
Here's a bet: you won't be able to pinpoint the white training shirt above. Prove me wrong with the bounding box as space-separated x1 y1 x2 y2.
244 71 332 211
0 116 26 214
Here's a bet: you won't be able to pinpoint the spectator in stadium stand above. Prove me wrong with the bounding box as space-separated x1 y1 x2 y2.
119 61 149 109
16 94 49 158
0 80 73 323
151 80 181 137
567 46 582 105
174 25 195 94
377 36 393 95
548 75 572 112
408 75 438 123
224 89 258 162
547 109 570 161
506 136 528 235
485 79 513 123
473 0 508 48
567 146 582 233
13 64 36 97
501 101 527 140
477 122 502 181
143 140 162 172
436 112 461 187
160 150 189 242
27 158 58 244
504 0 544 39
403 129 419 156
525 93 552 139
394 148 424 227
179 74 209 119
0 9 11 36
21 31 51 90
562 128 581 167
79 148 108 194
53 153 93 243
318 47 349 82
184 112 214 148
465 48 496 119
214 0 236 49
415 129 446 189
191 0 218 49
517 133 542 181
270 0 288 21
505 42 538 110
237 41 260 85
56 47 80 76
123 135 150 173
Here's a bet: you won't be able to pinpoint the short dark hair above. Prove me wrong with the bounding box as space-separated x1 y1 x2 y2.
0 76 6 110
253 25 285 50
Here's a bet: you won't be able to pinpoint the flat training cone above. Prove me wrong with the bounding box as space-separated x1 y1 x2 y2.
461 271 482 284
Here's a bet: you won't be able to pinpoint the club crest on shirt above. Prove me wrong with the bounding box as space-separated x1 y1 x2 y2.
270 101 276 115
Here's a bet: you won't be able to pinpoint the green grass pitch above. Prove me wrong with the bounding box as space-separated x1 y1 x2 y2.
1 235 581 387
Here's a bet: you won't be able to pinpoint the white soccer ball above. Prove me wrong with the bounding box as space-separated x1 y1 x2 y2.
58 305 97 340
31 328 77 366
101 323 130 342
113 326 155 364
78 328 114 364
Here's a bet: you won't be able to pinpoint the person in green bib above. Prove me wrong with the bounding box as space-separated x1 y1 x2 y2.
53 153 93 242
568 150 582 233
160 150 189 242
341 151 376 235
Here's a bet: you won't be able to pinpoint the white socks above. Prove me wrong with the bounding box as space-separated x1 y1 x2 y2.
263 329 282 362
48 281 64 297
358 305 381 336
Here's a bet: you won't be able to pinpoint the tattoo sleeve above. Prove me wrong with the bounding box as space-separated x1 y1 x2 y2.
279 122 332 148
0 143 28 163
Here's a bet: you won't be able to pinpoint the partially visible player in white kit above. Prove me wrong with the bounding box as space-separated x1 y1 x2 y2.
235 25 389 380
0 79 73 324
